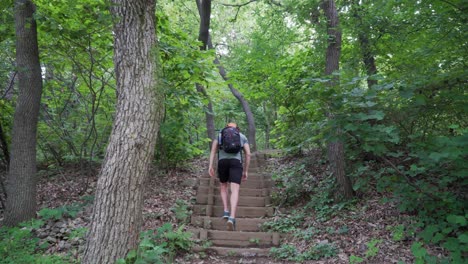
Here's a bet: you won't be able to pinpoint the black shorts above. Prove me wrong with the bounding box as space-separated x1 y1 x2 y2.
218 159 243 185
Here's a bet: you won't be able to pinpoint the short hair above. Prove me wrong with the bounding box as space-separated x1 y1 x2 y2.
226 122 237 128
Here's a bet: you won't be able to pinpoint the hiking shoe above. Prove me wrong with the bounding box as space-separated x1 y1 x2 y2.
222 211 230 219
227 217 236 231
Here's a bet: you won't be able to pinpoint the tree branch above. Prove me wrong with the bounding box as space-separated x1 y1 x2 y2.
380 156 442 202
437 0 465 11
219 0 257 7
1 71 16 100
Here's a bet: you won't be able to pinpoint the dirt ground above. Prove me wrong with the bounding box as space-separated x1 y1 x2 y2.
1 154 448 263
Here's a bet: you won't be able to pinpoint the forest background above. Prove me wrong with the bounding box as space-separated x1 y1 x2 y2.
0 0 466 263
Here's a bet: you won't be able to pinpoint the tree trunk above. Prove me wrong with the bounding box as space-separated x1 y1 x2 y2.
321 0 354 200
360 34 378 88
196 0 256 149
3 0 43 226
207 39 257 151
196 84 216 143
195 0 216 145
0 120 9 167
262 102 270 149
351 1 378 88
82 0 163 263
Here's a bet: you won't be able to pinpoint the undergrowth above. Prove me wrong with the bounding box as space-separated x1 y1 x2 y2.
267 152 465 262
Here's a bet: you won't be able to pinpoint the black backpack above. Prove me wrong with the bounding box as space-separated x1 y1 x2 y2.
219 127 242 153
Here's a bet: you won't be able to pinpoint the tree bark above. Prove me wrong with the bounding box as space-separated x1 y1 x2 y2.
3 0 43 226
82 0 163 263
0 120 9 167
195 0 216 144
321 0 354 200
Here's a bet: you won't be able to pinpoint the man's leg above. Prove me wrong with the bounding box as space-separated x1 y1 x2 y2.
220 182 229 213
229 182 240 218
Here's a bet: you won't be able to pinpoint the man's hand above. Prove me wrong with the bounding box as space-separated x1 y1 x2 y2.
242 171 248 182
209 166 215 177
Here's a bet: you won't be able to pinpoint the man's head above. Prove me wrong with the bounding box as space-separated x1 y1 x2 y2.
226 122 240 131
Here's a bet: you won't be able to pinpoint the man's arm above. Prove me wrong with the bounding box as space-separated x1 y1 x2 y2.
242 143 251 181
208 139 218 177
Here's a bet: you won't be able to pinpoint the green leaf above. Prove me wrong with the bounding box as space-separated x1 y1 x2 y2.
414 95 426 105
431 233 445 244
428 152 449 162
126 249 137 260
458 233 468 244
447 215 467 226
442 238 460 252
411 242 427 258
420 225 437 242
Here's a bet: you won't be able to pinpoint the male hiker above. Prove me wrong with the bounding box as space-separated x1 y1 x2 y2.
208 122 251 231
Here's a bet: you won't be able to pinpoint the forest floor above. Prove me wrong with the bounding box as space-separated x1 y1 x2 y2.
2 151 447 263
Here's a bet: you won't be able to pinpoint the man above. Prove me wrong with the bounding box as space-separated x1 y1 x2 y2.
209 122 251 231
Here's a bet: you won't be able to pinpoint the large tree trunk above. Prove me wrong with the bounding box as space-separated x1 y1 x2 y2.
82 0 163 263
321 0 354 200
195 0 216 144
3 0 42 226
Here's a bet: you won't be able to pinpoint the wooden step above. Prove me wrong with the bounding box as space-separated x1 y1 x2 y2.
191 229 280 247
191 216 268 232
196 193 270 207
189 151 280 257
193 205 274 218
193 246 270 257
199 173 271 181
199 178 272 189
197 186 270 197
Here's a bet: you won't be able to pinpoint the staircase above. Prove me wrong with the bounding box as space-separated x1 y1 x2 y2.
190 152 279 257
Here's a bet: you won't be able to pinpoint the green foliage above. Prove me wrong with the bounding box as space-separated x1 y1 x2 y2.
154 8 217 167
170 199 190 224
365 239 382 258
270 242 337 262
349 255 364 264
270 160 317 206
261 211 304 233
293 227 320 241
305 175 357 222
119 223 193 264
69 227 88 239
414 215 468 263
31 0 115 164
410 242 448 264
302 242 338 260
38 199 89 221
0 220 76 264
269 244 298 261
387 224 405 242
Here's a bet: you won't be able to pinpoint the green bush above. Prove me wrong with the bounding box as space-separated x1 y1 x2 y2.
261 210 304 233
271 161 316 206
118 223 193 264
0 220 76 264
170 199 190 224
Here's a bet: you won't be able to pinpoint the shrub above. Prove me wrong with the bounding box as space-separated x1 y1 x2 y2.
118 223 193 264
